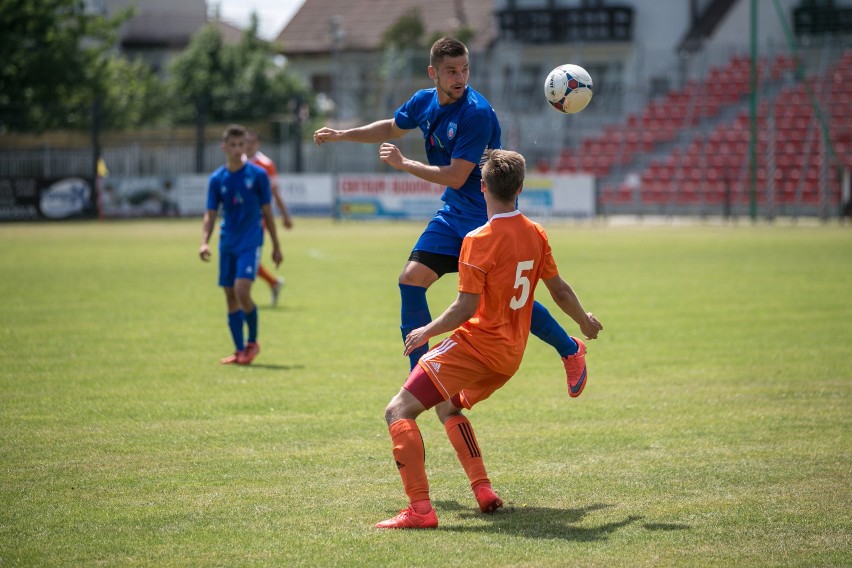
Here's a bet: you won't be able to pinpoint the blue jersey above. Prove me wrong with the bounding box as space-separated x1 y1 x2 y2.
206 162 271 252
394 86 501 219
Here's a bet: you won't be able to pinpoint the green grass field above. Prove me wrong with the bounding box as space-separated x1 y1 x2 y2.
1 218 850 567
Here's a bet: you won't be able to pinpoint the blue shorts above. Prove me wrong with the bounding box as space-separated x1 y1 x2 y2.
412 205 487 257
218 246 261 287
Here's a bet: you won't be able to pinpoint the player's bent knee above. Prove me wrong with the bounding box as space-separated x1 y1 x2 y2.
399 259 441 288
385 387 430 424
434 398 464 424
384 394 407 425
398 272 428 288
384 404 397 425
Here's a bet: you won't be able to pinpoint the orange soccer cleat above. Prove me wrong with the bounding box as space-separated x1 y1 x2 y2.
237 342 260 365
474 483 504 513
375 507 438 529
562 337 588 398
220 351 244 365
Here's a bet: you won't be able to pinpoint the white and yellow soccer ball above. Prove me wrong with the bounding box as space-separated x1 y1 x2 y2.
544 64 593 114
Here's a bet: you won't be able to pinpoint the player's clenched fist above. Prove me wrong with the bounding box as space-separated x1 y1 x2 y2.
313 127 340 145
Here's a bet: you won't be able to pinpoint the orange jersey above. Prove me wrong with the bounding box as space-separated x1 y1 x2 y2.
451 210 559 375
249 151 278 182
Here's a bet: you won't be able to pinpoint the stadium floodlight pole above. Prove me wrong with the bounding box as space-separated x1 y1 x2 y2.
748 0 758 222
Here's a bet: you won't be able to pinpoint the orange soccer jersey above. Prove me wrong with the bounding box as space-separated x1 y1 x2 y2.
249 151 278 232
249 150 278 180
452 210 558 376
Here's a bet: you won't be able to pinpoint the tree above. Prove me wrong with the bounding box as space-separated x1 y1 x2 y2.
166 14 314 171
376 9 475 115
166 15 313 125
0 0 163 132
99 57 166 129
381 8 425 49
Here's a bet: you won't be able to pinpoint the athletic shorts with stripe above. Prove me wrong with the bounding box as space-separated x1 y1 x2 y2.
409 337 512 410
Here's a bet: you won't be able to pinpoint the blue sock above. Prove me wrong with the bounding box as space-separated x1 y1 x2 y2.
228 310 245 352
530 301 577 357
245 307 258 344
399 283 432 370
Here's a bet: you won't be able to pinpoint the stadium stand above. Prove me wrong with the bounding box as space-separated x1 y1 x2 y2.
551 49 851 216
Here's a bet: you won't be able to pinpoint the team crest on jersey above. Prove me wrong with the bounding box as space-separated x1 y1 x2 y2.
447 122 457 140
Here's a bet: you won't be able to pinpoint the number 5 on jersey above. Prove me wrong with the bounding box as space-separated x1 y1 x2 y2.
510 260 535 310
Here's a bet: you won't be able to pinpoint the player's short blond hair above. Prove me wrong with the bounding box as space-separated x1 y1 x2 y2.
482 150 526 203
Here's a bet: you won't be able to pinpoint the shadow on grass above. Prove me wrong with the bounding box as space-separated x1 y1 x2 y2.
434 501 686 540
642 522 691 531
258 305 306 313
240 363 306 371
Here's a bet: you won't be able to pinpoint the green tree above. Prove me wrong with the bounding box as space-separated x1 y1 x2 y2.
0 0 163 132
167 15 313 125
166 23 226 125
381 8 425 49
375 9 475 116
99 57 166 129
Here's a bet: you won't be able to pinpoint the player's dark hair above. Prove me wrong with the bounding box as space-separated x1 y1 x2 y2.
482 150 526 203
430 37 468 68
222 124 247 142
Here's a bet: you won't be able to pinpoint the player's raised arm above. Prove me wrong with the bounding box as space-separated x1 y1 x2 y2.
313 119 407 145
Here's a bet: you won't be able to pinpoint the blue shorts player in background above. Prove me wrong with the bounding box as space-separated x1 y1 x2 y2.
199 124 282 365
314 37 589 396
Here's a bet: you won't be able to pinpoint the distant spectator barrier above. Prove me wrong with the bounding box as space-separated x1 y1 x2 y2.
0 176 95 221
94 173 594 220
98 174 334 218
335 173 595 220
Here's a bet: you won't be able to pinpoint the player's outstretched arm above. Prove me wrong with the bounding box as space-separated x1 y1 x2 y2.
542 275 603 340
313 119 407 145
403 291 479 356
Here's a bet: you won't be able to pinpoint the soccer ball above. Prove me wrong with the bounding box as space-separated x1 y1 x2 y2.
544 64 593 114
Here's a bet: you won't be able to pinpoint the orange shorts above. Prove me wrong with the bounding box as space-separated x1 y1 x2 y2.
415 337 512 410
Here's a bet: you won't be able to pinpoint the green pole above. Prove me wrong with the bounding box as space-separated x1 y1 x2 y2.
772 0 837 217
749 0 758 221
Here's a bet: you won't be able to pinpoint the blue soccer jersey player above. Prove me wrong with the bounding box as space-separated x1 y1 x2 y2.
313 37 587 396
199 124 282 365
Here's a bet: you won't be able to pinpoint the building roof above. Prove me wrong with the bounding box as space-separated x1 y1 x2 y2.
274 0 496 56
106 0 207 47
212 18 249 45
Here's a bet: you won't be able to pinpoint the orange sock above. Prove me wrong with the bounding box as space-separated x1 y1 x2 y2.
257 264 276 287
445 415 490 489
389 419 430 504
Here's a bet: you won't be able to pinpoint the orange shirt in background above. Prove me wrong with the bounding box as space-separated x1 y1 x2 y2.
248 151 278 184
